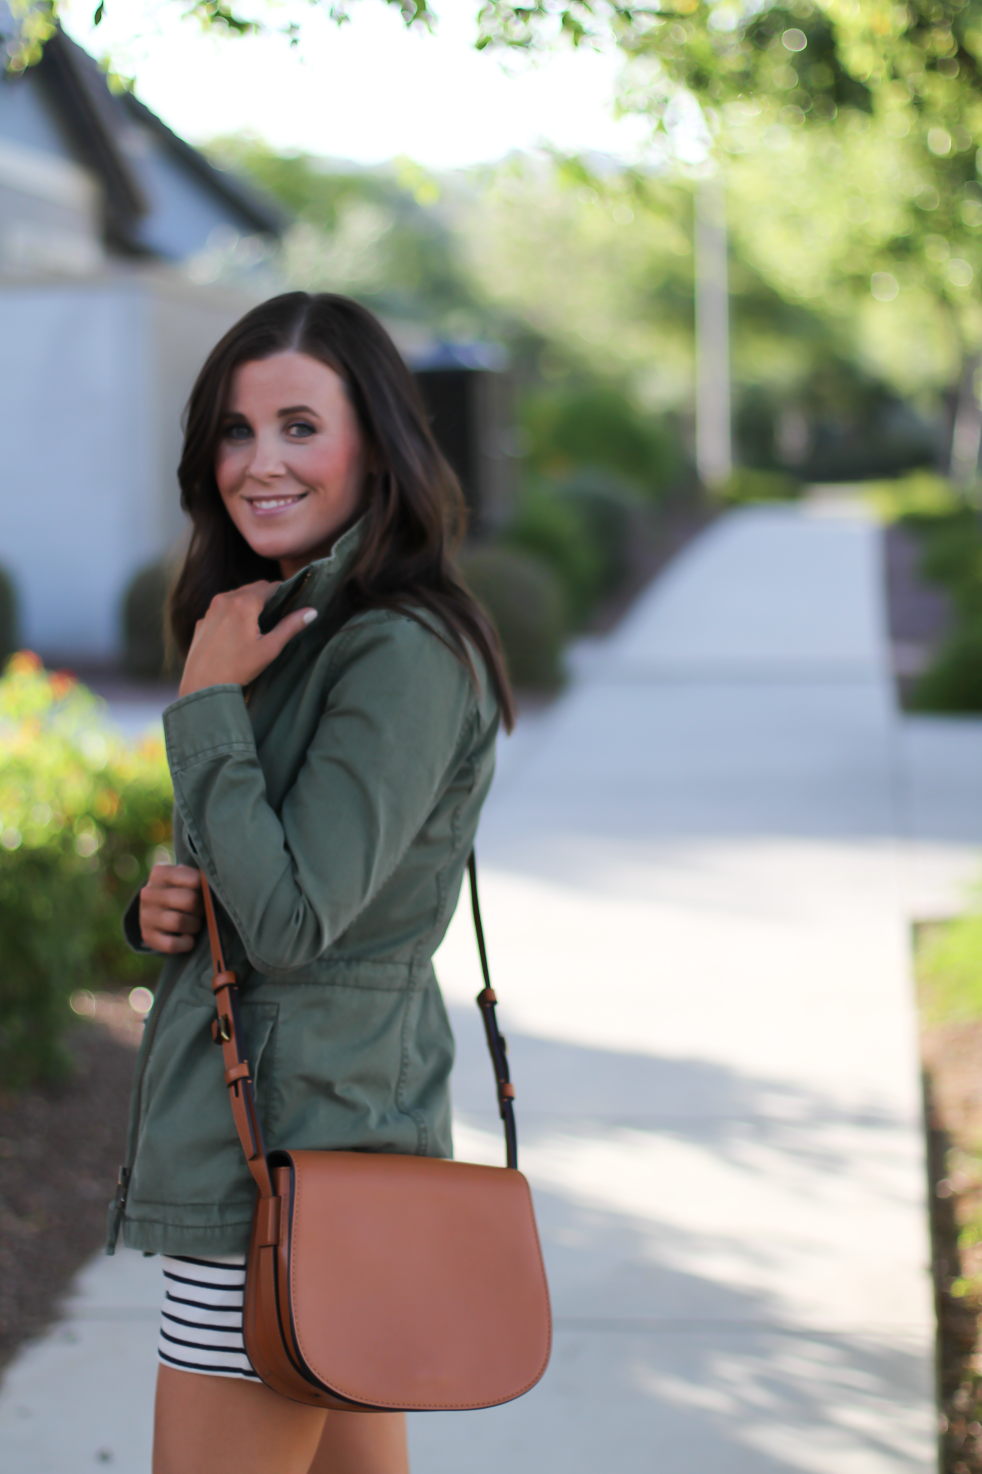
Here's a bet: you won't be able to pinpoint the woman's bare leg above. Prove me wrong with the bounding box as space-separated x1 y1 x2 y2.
153 1364 327 1474
307 1410 409 1474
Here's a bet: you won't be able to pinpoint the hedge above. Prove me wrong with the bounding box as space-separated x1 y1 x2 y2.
0 564 18 663
0 653 173 1088
502 488 604 626
122 560 171 680
906 502 982 712
460 546 566 690
716 467 803 504
554 476 637 595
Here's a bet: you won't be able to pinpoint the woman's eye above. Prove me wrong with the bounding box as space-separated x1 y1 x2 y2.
287 421 316 438
223 423 252 442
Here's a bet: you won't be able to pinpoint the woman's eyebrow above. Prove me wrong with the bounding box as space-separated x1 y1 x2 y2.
277 404 320 418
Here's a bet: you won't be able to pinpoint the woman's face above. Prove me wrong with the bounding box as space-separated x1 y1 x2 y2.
215 351 369 580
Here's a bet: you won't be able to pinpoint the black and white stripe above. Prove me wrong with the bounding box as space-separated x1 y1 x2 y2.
158 1255 260 1380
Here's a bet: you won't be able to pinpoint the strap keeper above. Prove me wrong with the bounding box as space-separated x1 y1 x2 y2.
212 969 238 995
477 986 497 1007
501 1083 515 1100
225 1062 250 1086
256 1195 281 1247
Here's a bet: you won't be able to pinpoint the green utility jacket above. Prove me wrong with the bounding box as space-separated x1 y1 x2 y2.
106 520 499 1258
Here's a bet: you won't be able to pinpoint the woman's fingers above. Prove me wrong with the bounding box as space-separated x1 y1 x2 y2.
147 862 202 890
260 607 318 661
178 580 314 697
140 864 204 950
143 928 198 955
144 885 203 917
147 907 203 934
145 865 203 910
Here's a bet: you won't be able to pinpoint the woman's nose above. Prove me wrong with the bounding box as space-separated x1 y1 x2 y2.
248 430 288 480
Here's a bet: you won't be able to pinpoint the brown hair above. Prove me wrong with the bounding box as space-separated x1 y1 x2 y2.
169 291 514 730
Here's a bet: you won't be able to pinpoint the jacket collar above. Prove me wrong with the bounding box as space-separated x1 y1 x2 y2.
258 516 366 633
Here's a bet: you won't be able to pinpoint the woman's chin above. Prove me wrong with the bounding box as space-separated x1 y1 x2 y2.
240 527 312 566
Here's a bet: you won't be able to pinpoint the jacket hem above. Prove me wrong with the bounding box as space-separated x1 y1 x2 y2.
122 1213 254 1258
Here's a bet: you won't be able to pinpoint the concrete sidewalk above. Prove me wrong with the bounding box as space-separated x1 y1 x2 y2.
0 502 945 1471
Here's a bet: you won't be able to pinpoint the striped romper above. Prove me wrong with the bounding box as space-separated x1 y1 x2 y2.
158 1255 258 1380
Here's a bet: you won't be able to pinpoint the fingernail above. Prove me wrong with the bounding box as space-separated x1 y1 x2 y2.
302 609 318 625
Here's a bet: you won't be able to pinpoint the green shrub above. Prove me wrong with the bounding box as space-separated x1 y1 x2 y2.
917 908 982 1026
716 467 803 504
0 652 173 1088
554 476 638 595
915 511 982 603
863 470 963 523
912 618 982 712
502 487 604 625
905 507 982 711
460 547 566 690
122 560 172 679
0 564 18 662
522 387 677 499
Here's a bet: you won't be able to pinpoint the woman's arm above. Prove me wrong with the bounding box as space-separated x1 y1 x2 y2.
163 615 480 974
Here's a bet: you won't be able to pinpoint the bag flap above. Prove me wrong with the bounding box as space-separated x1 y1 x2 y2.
283 1150 551 1410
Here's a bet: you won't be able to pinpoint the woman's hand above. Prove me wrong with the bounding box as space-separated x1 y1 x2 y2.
140 864 204 954
179 581 317 698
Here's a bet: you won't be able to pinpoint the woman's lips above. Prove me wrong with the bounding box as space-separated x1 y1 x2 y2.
245 492 308 517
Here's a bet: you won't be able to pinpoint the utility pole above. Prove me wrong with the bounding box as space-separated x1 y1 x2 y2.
949 355 982 492
695 177 732 488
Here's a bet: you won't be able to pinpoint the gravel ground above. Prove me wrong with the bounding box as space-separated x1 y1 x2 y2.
0 996 144 1378
924 1020 982 1474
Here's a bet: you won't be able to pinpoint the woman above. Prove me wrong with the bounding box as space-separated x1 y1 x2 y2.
107 292 514 1474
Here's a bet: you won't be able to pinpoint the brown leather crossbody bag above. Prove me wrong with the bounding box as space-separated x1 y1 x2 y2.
200 855 551 1411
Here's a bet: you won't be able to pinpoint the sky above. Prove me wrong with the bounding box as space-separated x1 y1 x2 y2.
60 0 655 169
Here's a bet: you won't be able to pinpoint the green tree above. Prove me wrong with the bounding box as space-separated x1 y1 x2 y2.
208 138 481 331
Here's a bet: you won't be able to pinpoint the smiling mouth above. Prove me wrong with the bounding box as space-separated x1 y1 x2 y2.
246 493 309 514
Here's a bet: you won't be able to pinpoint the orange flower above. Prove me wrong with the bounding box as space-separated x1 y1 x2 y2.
6 651 42 675
49 671 77 701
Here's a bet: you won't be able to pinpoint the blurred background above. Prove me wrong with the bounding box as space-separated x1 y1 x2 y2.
7 3 982 1471
3 0 978 687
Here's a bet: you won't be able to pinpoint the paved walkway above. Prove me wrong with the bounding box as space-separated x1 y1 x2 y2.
0 501 959 1471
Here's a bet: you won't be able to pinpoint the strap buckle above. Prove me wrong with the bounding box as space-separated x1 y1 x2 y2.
211 1015 232 1045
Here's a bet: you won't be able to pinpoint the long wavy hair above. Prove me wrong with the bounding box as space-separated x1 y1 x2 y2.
169 291 514 730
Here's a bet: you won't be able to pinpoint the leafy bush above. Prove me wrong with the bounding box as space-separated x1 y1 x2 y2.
502 487 604 625
554 476 638 595
460 547 566 690
716 467 803 504
0 564 18 662
916 511 982 602
917 909 982 1027
863 470 963 524
913 619 982 712
0 653 173 1088
521 387 677 499
903 503 982 711
122 560 171 680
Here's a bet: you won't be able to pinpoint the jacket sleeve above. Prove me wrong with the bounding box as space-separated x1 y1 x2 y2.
162 615 478 974
121 889 152 953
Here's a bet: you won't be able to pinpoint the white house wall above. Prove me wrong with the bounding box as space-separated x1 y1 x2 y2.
0 273 254 664
148 275 255 551
0 280 154 660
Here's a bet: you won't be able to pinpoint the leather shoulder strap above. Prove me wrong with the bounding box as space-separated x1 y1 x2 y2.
201 877 274 1200
468 853 518 1169
201 850 518 1180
